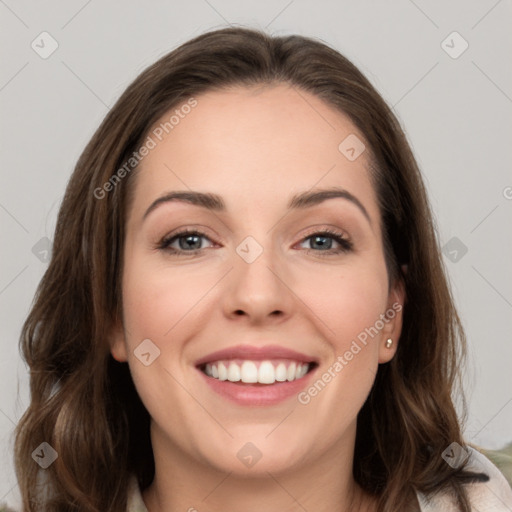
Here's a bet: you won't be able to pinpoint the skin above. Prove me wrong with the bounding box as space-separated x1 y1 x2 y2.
110 83 406 512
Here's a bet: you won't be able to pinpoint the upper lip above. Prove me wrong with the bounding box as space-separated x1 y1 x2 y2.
194 344 319 367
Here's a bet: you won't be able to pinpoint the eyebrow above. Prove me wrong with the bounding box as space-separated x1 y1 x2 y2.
142 186 372 226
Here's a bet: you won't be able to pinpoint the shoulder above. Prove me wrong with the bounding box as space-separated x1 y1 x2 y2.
416 446 512 511
0 477 148 512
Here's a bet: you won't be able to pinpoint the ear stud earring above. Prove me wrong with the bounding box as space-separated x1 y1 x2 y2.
385 338 393 349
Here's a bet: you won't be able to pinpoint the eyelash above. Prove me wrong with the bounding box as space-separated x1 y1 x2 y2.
157 228 353 257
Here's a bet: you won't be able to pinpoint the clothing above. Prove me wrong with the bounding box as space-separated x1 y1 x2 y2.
415 446 512 511
126 447 512 511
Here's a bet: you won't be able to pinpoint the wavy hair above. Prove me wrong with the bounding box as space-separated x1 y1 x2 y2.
14 26 479 511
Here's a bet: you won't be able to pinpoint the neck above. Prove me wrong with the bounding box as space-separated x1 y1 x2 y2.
142 422 378 512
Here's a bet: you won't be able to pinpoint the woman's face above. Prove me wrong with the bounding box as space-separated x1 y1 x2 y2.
110 83 404 476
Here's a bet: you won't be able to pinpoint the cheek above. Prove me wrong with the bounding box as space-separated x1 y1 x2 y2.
119 258 213 441
121 256 217 345
296 258 389 346
293 257 388 400
290 263 388 450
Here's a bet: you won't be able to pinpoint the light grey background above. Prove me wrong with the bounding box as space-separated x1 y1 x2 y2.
1 0 511 506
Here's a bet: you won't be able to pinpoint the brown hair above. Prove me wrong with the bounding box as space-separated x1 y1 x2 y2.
15 26 479 511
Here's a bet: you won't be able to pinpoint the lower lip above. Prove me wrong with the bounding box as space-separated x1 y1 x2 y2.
196 365 317 406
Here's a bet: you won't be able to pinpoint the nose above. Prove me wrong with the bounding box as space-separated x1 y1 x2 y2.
221 240 295 325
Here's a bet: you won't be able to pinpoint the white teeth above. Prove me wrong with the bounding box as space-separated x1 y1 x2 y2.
218 362 228 381
202 360 311 384
258 361 275 384
240 361 258 383
275 363 287 382
227 362 241 382
287 362 296 381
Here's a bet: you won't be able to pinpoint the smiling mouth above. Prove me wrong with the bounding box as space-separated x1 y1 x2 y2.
198 359 318 385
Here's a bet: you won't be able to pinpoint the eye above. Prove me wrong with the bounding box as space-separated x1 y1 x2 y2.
298 228 353 256
157 227 353 257
157 229 215 255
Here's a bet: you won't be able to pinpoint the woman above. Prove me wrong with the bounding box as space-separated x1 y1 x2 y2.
14 27 512 511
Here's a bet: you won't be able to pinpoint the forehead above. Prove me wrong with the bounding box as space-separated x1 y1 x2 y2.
129 83 379 222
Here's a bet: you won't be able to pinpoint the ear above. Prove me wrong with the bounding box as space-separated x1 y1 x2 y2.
108 315 128 363
378 272 406 364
